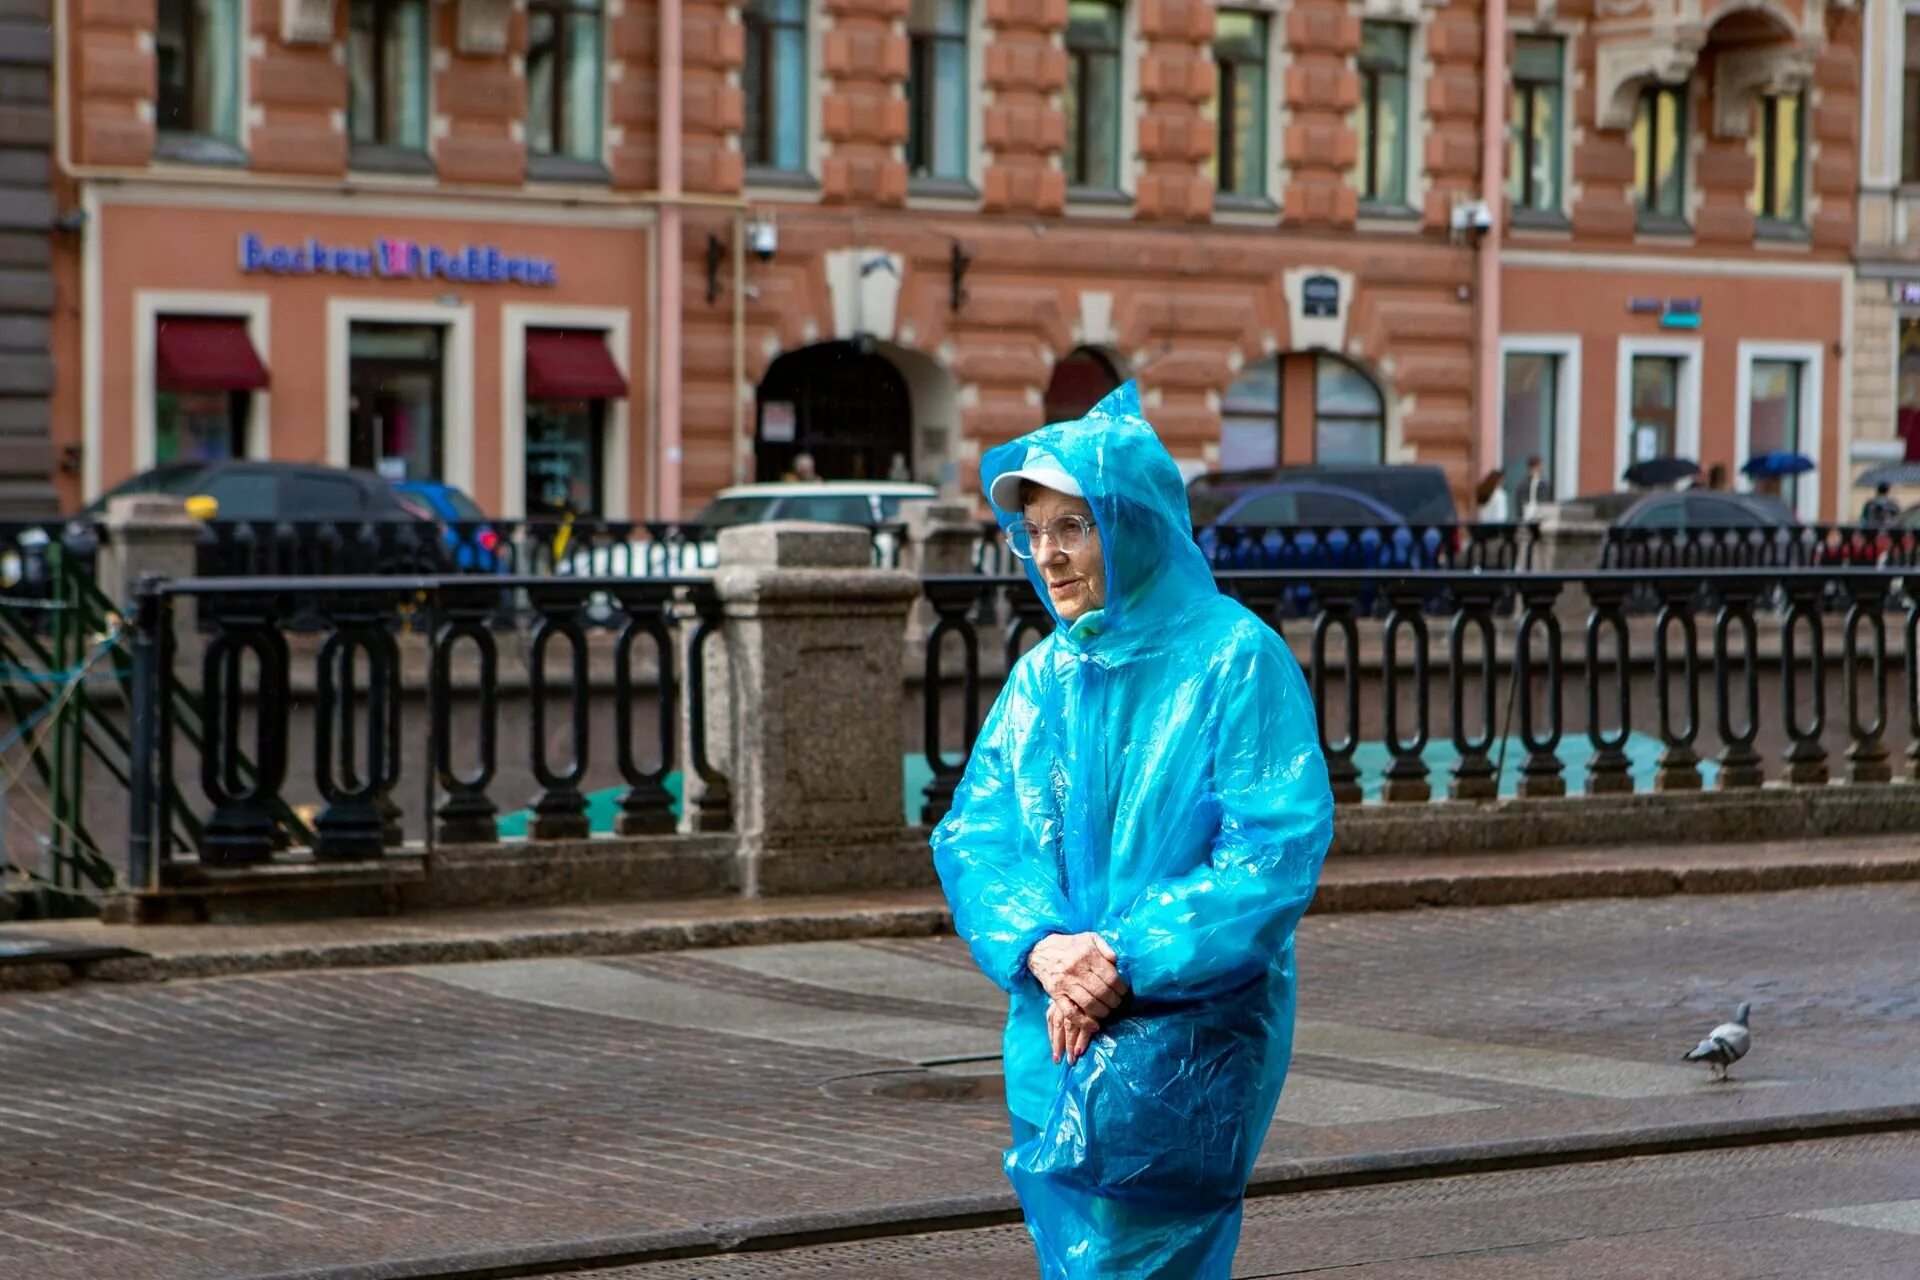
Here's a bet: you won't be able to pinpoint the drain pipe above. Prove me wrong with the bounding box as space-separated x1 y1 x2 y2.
655 0 685 519
1477 0 1508 483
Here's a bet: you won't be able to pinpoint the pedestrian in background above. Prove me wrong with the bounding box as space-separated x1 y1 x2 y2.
1863 483 1901 526
932 382 1334 1278
1520 455 1548 518
1475 468 1510 523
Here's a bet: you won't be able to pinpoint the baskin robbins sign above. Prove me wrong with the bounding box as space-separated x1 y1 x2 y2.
238 233 559 287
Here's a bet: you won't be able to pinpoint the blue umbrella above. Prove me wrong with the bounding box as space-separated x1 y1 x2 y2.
1742 451 1814 479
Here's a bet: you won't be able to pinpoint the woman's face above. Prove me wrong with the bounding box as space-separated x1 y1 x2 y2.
1023 486 1107 623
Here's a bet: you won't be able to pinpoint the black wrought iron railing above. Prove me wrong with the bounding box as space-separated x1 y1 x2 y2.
970 521 1537 577
1602 523 1920 571
123 575 725 888
917 566 1920 824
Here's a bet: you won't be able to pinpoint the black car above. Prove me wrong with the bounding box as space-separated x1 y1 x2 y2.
1188 463 1458 527
86 460 453 575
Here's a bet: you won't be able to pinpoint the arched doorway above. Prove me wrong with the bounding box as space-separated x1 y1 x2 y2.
1043 346 1126 424
1219 352 1387 467
755 341 913 482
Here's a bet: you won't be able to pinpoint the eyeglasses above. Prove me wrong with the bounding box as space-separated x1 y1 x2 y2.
1004 515 1096 560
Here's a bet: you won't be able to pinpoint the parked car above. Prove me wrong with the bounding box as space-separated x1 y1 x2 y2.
85 460 455 574
565 481 940 580
391 479 507 573
1196 482 1421 568
1612 491 1797 530
1188 463 1458 527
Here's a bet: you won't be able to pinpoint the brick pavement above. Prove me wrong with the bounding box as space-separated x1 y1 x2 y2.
1 886 1918 1279
594 1134 1920 1278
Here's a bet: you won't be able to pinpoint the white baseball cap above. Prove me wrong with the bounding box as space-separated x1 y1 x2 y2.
989 448 1084 512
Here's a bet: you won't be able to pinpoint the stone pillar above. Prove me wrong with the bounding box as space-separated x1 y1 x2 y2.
97 495 204 650
709 522 924 896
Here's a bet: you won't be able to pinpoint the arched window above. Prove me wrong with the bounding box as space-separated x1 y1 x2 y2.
1043 346 1125 423
1314 356 1385 463
755 342 912 481
1220 356 1280 470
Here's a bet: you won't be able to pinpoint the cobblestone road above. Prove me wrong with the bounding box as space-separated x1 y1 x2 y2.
2 887 1918 1279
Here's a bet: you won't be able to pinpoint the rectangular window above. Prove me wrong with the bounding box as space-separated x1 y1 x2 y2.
1630 355 1682 462
1508 36 1564 213
1750 92 1804 226
1901 317 1920 462
1064 0 1124 191
1905 18 1920 185
155 0 241 144
349 0 430 156
1747 358 1804 509
528 0 604 166
744 0 808 174
907 0 969 184
1315 356 1385 464
1210 10 1268 201
1501 352 1558 509
1632 84 1687 222
349 324 445 483
1356 23 1411 207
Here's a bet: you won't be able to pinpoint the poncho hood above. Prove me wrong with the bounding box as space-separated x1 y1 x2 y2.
983 381 1216 662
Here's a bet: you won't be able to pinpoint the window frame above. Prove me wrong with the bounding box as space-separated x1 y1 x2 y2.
1212 9 1270 205
1735 340 1823 522
1313 354 1387 465
1614 337 1702 483
154 0 246 165
1751 90 1806 232
1496 335 1582 504
347 0 433 174
1508 35 1565 218
1632 82 1689 229
1356 21 1413 210
744 0 811 179
1064 0 1126 195
526 0 607 179
906 0 972 190
1905 14 1920 187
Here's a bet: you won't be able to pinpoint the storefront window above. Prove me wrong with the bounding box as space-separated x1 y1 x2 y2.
156 391 247 464
1901 318 1920 461
1315 357 1385 463
349 324 444 482
153 314 268 465
1501 352 1558 504
1747 358 1804 508
1630 355 1682 462
525 402 606 519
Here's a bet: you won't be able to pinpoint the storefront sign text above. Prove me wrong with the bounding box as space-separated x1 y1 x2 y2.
238 234 558 287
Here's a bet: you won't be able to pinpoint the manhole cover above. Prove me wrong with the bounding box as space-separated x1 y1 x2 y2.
826 1069 1006 1105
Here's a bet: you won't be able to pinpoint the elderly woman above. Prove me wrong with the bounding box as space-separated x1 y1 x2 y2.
932 383 1333 1278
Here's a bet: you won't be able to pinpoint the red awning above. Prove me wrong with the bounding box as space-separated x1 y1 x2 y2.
526 328 629 400
155 316 271 393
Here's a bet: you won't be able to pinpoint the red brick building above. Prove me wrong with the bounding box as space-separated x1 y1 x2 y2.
45 0 1862 520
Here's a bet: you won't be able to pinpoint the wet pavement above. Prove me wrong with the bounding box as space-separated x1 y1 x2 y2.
2 885 1918 1278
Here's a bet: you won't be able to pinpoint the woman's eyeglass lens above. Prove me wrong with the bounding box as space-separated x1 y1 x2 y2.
1005 516 1094 560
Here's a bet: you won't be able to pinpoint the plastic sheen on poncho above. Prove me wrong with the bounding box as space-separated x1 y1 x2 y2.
930 383 1334 1279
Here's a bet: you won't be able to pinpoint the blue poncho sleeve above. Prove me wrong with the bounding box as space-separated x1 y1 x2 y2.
1102 639 1332 1003
932 663 1073 994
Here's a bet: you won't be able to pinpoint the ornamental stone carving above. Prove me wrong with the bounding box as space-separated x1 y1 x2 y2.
280 0 335 44
1711 43 1817 137
1593 33 1707 130
457 0 516 56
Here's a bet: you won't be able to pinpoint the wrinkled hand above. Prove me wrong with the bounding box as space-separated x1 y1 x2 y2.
1046 996 1102 1065
1027 932 1127 1019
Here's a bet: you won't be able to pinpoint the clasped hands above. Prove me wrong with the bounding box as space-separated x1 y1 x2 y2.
1027 932 1128 1066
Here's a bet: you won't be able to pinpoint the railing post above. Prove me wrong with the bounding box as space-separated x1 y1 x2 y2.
710 522 922 896
1651 576 1702 792
1447 577 1500 801
125 575 167 893
1582 575 1634 795
1711 578 1765 789
1311 585 1364 805
526 585 592 839
1379 579 1431 803
1779 576 1830 786
1842 576 1892 784
432 585 501 844
921 579 983 826
1515 577 1566 798
612 580 678 835
312 591 402 859
198 592 290 865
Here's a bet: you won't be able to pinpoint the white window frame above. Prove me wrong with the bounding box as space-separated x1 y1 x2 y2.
326 297 475 496
501 304 633 520
1496 334 1582 500
1734 339 1823 522
132 290 273 472
1614 336 1702 485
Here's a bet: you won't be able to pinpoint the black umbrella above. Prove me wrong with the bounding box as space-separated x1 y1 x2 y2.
1855 462 1920 489
1624 457 1701 487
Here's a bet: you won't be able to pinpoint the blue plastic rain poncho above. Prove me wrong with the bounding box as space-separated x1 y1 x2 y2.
931 383 1334 1278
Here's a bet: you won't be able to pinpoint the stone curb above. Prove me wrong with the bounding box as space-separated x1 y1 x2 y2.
231 1103 1920 1280
7 852 1920 992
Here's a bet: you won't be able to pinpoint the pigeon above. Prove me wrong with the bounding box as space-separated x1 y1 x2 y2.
1683 1002 1752 1081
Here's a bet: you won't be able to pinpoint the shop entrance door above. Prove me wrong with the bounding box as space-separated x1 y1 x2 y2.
754 341 911 481
349 323 445 482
